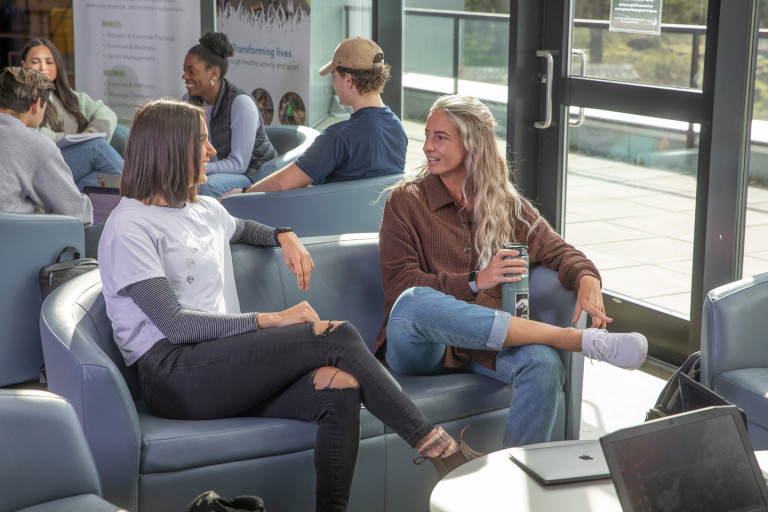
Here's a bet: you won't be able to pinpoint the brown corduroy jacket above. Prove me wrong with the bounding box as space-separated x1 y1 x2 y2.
374 173 600 370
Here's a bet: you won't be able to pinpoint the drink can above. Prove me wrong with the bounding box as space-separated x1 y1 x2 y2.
502 243 529 319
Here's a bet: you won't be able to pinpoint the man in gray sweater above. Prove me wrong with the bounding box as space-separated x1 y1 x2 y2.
0 67 92 225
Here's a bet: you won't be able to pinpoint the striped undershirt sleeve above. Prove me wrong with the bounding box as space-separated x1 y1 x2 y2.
124 277 259 344
231 217 280 247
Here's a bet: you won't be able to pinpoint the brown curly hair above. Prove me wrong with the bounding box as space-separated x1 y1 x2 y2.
335 61 391 95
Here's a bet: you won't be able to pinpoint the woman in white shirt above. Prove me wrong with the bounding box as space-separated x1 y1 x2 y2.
98 97 480 512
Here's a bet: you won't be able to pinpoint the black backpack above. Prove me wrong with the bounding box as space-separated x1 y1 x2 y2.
646 351 732 421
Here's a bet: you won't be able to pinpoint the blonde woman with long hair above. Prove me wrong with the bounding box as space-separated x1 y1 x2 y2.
374 94 648 448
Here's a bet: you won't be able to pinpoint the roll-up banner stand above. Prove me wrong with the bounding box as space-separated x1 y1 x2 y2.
73 0 203 125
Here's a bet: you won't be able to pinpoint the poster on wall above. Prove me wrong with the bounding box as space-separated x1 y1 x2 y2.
610 0 663 35
217 1 310 126
73 0 201 124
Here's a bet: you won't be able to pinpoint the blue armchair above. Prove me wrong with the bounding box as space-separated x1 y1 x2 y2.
0 389 124 512
252 125 320 182
701 272 768 449
0 211 84 386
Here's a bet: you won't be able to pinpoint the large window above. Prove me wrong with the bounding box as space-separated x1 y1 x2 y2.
402 1 509 134
745 5 768 278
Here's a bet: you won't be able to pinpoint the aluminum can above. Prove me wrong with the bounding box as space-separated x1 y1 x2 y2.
502 243 529 319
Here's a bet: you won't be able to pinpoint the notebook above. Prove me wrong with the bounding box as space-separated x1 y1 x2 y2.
508 439 611 485
600 405 768 512
84 186 120 223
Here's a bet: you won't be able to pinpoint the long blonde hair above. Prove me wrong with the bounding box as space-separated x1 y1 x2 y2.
404 94 542 268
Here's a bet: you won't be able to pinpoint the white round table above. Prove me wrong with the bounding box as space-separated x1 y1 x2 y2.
431 442 768 512
430 441 621 512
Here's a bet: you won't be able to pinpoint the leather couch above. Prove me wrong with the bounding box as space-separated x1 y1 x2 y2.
0 389 125 512
40 233 584 512
701 272 768 449
221 174 402 237
0 211 85 386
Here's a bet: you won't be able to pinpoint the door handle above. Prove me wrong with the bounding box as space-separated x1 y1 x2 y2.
534 50 554 129
569 49 588 127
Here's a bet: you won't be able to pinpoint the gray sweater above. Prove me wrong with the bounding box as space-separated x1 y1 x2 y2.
0 113 93 225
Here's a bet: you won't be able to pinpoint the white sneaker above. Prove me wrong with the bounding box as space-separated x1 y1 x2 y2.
581 329 648 370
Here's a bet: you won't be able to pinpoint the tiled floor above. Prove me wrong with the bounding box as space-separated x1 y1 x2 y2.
579 359 672 439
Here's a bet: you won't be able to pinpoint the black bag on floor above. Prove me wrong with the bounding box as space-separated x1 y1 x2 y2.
185 491 266 512
645 351 732 421
39 246 99 300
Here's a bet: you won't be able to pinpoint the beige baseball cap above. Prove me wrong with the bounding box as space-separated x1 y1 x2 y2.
318 37 384 76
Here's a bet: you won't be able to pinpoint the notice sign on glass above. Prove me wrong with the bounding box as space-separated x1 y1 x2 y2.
610 0 663 35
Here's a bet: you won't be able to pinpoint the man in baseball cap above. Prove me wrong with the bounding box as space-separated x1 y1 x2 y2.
225 37 405 195
318 37 385 76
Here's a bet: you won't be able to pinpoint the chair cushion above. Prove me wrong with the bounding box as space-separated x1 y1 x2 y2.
16 494 125 512
138 401 384 474
138 372 517 474
389 372 515 428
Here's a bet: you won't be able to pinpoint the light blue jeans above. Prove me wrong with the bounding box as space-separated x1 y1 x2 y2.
385 286 564 447
198 173 252 198
61 138 123 191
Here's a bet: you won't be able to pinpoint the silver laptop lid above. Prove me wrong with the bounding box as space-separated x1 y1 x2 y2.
508 439 611 485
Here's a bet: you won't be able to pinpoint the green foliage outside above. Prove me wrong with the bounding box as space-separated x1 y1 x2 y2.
458 0 768 120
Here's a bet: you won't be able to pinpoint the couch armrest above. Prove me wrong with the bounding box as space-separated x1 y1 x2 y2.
529 264 584 440
40 270 142 512
701 272 768 388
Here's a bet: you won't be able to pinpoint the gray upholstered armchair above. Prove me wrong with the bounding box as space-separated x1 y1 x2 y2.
701 272 768 449
252 125 320 182
0 211 84 386
0 389 124 512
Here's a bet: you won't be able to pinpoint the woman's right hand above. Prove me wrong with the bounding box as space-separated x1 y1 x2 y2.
475 248 528 291
256 301 320 329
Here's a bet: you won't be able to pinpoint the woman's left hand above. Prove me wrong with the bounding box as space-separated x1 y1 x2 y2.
573 275 612 329
278 231 314 291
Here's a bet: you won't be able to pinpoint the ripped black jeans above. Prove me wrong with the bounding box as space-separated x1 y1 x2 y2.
137 321 434 512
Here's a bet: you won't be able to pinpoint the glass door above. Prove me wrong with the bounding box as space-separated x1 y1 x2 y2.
563 1 708 362
519 0 759 364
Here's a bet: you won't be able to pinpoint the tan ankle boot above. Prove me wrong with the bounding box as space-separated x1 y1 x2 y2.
414 426 485 479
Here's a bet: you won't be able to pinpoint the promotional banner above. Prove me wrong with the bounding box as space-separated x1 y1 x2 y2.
217 2 310 126
73 0 201 124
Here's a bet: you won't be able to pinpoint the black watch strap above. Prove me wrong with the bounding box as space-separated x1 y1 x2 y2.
468 270 480 293
274 227 293 245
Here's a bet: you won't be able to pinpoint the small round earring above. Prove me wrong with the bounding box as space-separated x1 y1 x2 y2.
210 78 215 86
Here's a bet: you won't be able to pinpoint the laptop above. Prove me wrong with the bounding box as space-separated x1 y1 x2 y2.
84 186 120 223
600 405 768 512
97 173 121 188
508 439 611 485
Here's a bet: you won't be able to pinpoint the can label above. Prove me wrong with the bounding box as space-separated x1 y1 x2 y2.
502 243 530 319
515 293 529 320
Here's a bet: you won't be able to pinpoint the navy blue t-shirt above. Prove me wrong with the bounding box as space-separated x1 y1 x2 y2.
295 106 407 184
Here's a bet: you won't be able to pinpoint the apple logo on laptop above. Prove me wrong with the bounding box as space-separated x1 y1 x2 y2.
579 454 594 460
